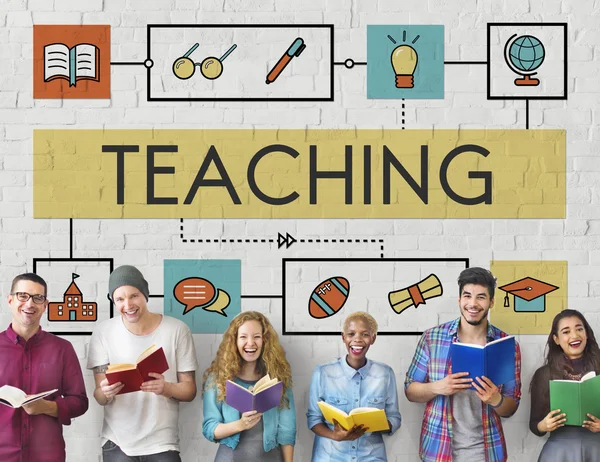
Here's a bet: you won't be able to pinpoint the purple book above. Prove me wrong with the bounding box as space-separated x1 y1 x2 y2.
225 378 283 413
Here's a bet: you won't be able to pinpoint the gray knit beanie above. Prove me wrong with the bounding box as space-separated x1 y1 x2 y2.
108 265 149 301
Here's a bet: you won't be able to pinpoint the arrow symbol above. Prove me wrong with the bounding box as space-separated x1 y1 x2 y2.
277 232 297 249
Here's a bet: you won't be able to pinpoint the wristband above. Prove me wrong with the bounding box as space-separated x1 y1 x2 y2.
491 394 504 409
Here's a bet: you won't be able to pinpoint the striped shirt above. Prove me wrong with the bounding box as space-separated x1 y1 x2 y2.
404 318 521 462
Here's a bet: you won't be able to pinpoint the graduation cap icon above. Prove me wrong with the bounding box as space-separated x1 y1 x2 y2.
498 277 559 313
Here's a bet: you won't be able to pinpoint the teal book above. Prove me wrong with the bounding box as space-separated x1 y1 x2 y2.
550 372 600 426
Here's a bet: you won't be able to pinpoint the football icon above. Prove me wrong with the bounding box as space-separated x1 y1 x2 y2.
308 277 350 319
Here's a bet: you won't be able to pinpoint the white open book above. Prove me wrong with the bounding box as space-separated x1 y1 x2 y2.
0 385 58 409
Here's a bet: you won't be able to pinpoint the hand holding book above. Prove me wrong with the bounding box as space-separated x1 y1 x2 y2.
225 374 283 413
238 410 263 431
582 413 600 433
537 409 567 433
433 372 473 396
550 371 600 426
331 419 368 441
318 401 390 433
105 345 169 395
0 385 58 409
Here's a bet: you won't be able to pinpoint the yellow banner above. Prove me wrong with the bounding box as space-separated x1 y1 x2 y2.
33 129 565 218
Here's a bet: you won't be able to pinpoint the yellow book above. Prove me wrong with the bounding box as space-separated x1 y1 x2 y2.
317 401 389 432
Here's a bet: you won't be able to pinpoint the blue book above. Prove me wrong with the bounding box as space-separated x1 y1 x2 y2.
450 336 516 387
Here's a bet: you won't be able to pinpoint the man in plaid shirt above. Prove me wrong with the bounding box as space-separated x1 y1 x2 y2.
405 267 521 462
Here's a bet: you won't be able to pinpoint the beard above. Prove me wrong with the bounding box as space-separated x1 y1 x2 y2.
461 307 489 326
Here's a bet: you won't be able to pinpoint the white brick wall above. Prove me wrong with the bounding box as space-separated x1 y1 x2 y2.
1 0 598 460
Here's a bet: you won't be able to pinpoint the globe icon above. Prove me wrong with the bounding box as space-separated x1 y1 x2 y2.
504 34 545 86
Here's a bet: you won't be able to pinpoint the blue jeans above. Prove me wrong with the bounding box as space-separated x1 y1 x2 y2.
102 440 181 462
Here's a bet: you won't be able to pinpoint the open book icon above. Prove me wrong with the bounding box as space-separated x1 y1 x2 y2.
44 42 100 87
106 344 169 395
318 401 390 432
225 374 283 413
0 385 58 409
550 371 600 426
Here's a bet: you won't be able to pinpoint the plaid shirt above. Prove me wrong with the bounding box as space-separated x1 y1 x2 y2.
404 318 521 462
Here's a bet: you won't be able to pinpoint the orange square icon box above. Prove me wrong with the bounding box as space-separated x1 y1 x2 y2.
33 25 111 99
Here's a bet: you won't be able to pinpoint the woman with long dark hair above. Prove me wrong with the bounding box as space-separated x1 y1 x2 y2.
530 309 600 461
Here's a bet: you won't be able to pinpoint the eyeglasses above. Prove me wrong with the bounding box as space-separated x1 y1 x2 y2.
11 292 47 304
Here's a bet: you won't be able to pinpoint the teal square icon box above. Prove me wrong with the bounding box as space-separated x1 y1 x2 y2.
367 25 444 99
164 259 241 333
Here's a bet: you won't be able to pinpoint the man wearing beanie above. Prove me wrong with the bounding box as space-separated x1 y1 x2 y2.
87 265 198 462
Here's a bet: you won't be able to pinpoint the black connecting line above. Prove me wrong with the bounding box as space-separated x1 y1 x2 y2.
444 61 487 65
110 61 146 66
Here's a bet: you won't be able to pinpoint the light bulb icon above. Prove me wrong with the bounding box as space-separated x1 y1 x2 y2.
391 44 418 88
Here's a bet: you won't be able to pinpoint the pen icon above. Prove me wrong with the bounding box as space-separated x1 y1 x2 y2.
266 37 306 85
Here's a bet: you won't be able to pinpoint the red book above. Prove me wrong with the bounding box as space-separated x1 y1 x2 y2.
105 345 169 395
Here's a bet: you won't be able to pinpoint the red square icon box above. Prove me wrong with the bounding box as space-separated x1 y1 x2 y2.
33 25 111 99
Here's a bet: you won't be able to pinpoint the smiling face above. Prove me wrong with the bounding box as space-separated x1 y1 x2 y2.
342 319 376 363
113 285 149 325
458 283 494 326
8 279 48 332
237 320 263 364
554 316 587 360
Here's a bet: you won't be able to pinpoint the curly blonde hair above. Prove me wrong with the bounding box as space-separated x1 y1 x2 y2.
202 311 292 408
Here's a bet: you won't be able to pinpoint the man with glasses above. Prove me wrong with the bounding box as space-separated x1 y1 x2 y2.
0 273 88 462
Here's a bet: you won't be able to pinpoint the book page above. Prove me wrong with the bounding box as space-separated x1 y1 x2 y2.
582 371 597 381
349 407 380 415
254 377 279 394
107 363 136 373
486 335 515 347
23 389 58 405
74 44 97 79
454 341 485 349
252 374 271 392
0 385 27 407
44 43 70 81
137 344 159 363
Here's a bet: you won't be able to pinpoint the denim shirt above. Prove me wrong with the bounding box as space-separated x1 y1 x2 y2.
307 357 402 462
202 375 297 452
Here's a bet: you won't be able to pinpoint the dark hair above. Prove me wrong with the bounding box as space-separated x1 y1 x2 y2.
11 273 48 296
457 267 496 300
530 309 600 397
546 309 600 377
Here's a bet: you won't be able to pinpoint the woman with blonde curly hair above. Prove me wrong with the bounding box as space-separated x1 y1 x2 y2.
202 311 296 462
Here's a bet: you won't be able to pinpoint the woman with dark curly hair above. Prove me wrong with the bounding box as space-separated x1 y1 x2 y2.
530 309 600 461
202 311 296 462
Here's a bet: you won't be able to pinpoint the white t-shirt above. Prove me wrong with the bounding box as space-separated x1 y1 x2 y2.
87 315 197 456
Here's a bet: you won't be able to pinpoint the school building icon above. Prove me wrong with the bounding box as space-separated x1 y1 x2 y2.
48 275 97 321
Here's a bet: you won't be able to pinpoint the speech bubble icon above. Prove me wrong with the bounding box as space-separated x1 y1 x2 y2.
174 277 216 315
202 289 230 317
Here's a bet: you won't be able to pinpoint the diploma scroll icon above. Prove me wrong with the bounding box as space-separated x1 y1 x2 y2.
266 37 306 84
388 274 443 314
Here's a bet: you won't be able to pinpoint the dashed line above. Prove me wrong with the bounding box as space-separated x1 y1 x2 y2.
298 238 385 258
402 98 405 130
180 219 385 257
